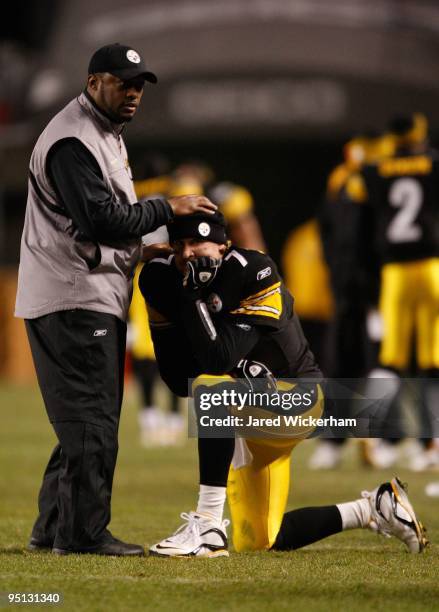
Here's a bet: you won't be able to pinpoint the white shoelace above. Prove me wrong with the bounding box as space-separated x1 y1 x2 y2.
166 513 229 545
166 513 202 545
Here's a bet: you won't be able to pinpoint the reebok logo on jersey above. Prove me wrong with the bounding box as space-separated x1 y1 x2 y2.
93 329 107 337
257 267 271 280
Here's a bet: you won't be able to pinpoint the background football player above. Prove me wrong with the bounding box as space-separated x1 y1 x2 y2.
307 132 395 469
346 113 439 470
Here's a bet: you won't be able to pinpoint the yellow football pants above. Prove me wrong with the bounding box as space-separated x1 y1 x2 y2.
379 258 439 371
227 438 300 551
192 375 324 552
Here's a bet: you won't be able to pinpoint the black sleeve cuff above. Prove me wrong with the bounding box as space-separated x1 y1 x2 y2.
134 197 173 235
147 198 174 222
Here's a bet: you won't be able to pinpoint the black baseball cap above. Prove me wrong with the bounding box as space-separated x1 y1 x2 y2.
167 211 228 245
88 43 157 83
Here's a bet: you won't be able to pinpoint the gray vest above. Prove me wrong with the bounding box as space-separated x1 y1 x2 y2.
15 92 140 321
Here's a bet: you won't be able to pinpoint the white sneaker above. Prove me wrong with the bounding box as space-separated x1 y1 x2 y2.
166 413 186 446
408 448 439 472
362 477 428 553
149 512 230 558
308 441 342 470
367 440 399 469
425 481 439 498
138 408 165 448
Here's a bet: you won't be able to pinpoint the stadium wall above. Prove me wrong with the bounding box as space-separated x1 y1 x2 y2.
0 267 36 384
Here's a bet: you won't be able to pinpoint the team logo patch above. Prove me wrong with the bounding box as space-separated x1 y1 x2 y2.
199 271 212 283
93 329 107 337
198 222 211 237
126 49 141 64
249 364 263 376
257 266 271 280
207 293 223 313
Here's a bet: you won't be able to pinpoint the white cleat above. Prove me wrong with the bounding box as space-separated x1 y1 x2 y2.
308 441 343 470
149 512 230 558
362 477 428 553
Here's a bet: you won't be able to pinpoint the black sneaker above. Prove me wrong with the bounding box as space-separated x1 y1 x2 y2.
52 537 145 556
27 538 53 552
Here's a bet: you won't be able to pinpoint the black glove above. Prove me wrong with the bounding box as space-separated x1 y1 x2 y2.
183 256 221 291
231 359 277 394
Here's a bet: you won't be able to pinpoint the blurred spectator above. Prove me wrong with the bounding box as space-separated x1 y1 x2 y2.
0 42 30 123
1 1 61 122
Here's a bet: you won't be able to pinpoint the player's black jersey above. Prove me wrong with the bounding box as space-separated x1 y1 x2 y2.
362 149 439 263
139 247 320 393
319 162 361 299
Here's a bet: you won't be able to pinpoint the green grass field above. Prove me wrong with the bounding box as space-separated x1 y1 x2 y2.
0 383 438 611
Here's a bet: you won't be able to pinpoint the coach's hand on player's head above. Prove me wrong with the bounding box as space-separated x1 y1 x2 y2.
183 256 221 291
167 194 217 216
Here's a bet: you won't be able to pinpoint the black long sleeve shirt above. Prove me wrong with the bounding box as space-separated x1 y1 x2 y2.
47 137 173 244
151 301 261 396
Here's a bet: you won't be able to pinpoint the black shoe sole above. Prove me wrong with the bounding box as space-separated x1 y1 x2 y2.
27 542 53 552
149 548 229 558
52 547 145 557
52 548 70 555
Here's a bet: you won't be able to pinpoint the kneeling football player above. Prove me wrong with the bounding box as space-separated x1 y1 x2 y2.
139 211 427 557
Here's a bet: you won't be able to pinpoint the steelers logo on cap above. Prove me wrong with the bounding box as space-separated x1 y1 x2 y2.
198 222 211 237
127 50 141 64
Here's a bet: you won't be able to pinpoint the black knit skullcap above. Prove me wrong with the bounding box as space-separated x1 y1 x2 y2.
167 211 227 244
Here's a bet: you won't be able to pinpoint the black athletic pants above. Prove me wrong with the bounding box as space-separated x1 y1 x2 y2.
26 310 126 551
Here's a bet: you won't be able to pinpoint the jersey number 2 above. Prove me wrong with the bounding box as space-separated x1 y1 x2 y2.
386 177 423 243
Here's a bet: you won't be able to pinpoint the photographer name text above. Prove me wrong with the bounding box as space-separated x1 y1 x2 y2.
199 414 356 428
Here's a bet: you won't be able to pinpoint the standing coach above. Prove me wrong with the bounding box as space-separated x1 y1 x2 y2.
15 43 216 556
